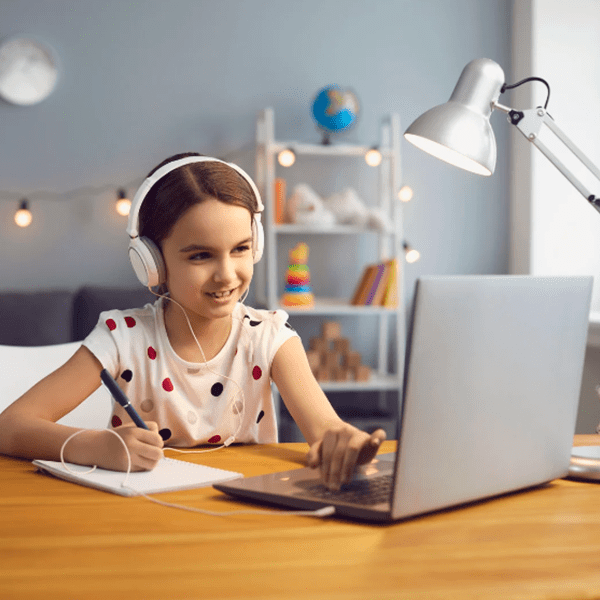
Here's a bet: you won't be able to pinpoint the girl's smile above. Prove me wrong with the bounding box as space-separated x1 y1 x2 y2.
207 289 235 299
205 287 238 303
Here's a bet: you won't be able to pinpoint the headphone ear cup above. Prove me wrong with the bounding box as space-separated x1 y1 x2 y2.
252 213 264 264
128 237 166 288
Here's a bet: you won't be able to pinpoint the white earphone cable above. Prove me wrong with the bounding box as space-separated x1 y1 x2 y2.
58 430 334 518
147 287 246 451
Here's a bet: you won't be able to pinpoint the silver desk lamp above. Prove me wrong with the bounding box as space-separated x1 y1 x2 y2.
405 58 600 480
405 58 600 213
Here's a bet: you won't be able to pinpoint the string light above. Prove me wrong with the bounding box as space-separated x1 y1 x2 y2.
115 188 131 216
14 199 32 228
403 242 420 263
2 179 142 230
277 148 296 167
398 185 414 202
364 147 382 167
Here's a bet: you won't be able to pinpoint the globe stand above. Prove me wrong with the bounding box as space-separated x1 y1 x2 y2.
320 130 332 145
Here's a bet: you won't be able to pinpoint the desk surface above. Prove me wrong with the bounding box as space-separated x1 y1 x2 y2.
1 436 600 600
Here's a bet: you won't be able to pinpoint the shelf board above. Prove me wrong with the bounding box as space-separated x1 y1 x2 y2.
274 373 400 394
317 374 401 392
267 141 393 158
273 223 383 235
274 298 397 315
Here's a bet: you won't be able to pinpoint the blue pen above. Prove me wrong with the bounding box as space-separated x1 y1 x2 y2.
100 369 149 430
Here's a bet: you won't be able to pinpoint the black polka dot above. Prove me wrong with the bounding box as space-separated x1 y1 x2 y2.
256 410 265 424
249 320 262 327
211 382 224 397
121 369 133 382
159 428 172 441
243 315 250 320
285 322 296 332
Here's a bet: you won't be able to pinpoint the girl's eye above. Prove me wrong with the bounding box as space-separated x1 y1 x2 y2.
235 245 251 254
189 252 211 261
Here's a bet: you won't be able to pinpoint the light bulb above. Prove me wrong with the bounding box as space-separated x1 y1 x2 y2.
278 148 296 167
364 148 382 167
403 242 420 263
405 248 420 263
115 189 131 216
398 185 414 202
14 200 32 228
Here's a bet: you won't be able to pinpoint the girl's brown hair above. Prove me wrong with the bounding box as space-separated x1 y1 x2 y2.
139 152 259 249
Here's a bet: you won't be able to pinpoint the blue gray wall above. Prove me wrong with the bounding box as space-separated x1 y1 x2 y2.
0 0 512 295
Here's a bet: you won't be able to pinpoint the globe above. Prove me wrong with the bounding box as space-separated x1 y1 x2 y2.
311 85 359 143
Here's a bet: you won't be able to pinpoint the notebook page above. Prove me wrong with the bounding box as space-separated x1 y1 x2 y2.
33 457 242 497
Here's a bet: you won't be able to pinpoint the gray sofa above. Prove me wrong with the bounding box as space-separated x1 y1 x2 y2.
0 286 156 346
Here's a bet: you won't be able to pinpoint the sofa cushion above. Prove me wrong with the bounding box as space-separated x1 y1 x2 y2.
72 286 156 341
0 290 75 346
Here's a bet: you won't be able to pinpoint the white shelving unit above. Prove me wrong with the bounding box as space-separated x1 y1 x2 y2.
254 108 406 437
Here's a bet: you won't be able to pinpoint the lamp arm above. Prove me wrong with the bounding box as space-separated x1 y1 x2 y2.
493 102 600 213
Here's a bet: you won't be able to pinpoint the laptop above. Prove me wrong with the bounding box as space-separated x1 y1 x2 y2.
214 275 593 522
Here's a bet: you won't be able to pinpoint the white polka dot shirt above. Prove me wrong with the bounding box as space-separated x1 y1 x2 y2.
83 299 298 446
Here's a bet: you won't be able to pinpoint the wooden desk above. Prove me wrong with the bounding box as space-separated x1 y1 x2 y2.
1 436 599 600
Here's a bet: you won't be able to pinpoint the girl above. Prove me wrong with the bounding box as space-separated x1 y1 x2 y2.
0 153 385 491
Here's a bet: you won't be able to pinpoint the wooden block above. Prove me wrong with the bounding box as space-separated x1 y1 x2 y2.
333 367 351 382
343 351 362 369
354 365 372 382
315 367 331 382
306 350 321 371
324 351 341 369
309 337 329 354
333 337 351 355
322 321 342 340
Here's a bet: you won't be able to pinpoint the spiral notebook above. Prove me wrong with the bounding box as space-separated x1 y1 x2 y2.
33 457 243 497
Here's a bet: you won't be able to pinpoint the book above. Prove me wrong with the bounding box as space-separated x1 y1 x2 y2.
351 259 399 307
351 264 379 305
350 265 372 305
274 178 286 224
364 262 388 305
381 259 399 308
33 457 243 497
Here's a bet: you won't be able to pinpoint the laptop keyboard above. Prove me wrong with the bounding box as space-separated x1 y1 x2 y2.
299 474 393 505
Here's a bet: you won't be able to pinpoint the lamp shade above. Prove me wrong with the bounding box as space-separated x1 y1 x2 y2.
404 58 505 176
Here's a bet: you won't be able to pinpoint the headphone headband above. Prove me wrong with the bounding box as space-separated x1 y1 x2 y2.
126 156 264 239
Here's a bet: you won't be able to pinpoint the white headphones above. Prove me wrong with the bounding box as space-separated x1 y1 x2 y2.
126 156 265 288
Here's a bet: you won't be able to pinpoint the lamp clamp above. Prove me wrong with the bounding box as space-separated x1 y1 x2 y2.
508 110 525 126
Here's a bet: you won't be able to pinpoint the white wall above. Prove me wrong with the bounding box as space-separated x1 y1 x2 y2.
511 0 600 432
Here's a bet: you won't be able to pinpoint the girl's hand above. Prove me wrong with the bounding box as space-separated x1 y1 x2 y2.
98 422 164 472
306 424 387 491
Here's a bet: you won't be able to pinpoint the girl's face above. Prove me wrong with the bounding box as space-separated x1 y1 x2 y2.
161 197 254 323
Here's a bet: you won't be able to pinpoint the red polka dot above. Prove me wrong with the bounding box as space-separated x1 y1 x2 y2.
147 346 157 360
252 366 262 380
106 319 116 331
125 316 136 328
208 435 222 444
162 378 174 392
111 415 122 427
